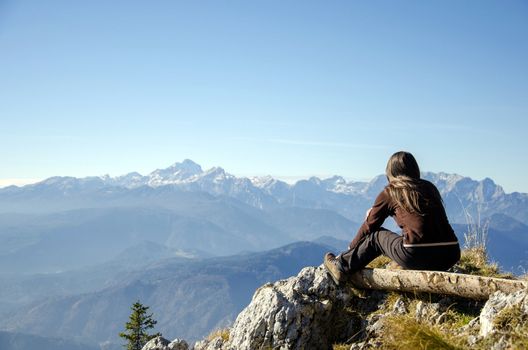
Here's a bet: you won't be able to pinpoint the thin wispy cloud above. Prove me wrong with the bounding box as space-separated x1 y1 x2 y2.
386 121 492 134
267 139 389 149
0 178 40 188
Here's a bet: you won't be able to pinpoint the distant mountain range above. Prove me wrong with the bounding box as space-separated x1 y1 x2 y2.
0 160 526 350
0 330 99 350
1 159 527 226
0 159 526 275
0 242 333 349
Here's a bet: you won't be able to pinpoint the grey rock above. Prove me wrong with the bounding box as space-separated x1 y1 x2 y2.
491 335 509 350
414 301 441 323
364 314 384 336
467 335 479 346
141 336 189 350
168 339 190 350
349 342 363 350
349 339 381 349
479 289 528 337
223 265 352 350
193 337 225 350
142 337 170 350
391 298 407 315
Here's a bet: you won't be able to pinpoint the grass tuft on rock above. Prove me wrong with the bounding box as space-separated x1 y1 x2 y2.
490 304 528 349
453 247 512 279
380 315 466 350
366 255 392 269
206 328 230 342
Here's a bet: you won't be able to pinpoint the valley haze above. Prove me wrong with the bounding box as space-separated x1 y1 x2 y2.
0 159 526 350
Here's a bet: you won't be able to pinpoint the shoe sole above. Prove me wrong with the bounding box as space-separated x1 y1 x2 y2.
323 259 341 286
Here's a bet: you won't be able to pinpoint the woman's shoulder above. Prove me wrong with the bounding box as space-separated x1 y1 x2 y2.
380 185 391 194
418 179 443 199
419 178 439 190
376 185 393 201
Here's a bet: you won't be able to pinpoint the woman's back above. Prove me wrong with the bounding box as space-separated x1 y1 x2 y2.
390 179 458 247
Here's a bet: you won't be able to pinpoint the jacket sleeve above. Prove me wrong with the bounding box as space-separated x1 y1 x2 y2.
349 188 392 249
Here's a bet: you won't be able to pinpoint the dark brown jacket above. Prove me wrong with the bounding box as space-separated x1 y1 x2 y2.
350 180 459 249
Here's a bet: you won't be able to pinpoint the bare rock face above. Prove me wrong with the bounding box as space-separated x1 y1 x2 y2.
160 265 528 350
194 337 225 350
479 289 528 337
199 265 355 350
141 336 189 350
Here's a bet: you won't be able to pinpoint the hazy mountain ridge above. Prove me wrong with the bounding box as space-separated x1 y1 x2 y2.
1 160 526 226
0 203 357 275
0 159 525 275
0 330 100 350
0 160 526 350
0 159 525 274
0 242 334 349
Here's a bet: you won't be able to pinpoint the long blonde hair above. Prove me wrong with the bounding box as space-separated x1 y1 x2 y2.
385 151 434 214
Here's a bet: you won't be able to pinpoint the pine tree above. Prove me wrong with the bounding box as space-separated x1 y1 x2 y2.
119 300 161 350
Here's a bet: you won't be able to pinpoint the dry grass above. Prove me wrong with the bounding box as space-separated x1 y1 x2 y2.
379 315 466 350
442 309 475 329
454 247 512 278
490 305 528 349
375 301 528 350
332 242 524 349
330 288 527 350
206 328 230 342
367 255 392 269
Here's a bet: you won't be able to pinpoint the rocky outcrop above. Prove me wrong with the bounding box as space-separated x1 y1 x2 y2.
479 289 528 337
142 264 357 350
225 266 352 349
141 336 189 350
149 266 528 350
193 337 225 350
193 265 383 350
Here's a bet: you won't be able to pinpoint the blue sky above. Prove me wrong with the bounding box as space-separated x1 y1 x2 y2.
0 1 527 192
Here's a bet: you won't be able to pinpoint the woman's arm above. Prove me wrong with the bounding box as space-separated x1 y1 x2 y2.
349 188 392 249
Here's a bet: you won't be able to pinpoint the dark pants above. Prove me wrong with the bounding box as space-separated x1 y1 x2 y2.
339 228 461 273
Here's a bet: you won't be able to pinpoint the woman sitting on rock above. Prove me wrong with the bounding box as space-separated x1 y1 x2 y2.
324 151 460 285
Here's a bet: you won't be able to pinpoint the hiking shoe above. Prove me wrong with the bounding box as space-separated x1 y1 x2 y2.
324 252 345 285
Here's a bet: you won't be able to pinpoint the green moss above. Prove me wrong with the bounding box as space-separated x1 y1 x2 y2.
445 310 475 329
332 344 350 350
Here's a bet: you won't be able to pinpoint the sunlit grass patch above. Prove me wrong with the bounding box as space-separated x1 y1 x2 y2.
367 255 392 269
206 328 230 342
380 315 466 350
454 247 512 279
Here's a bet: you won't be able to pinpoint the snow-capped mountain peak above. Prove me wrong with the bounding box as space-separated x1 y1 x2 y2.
324 175 346 185
320 175 361 195
201 167 233 183
308 176 322 185
147 160 204 186
173 159 203 173
250 175 276 188
7 159 525 228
